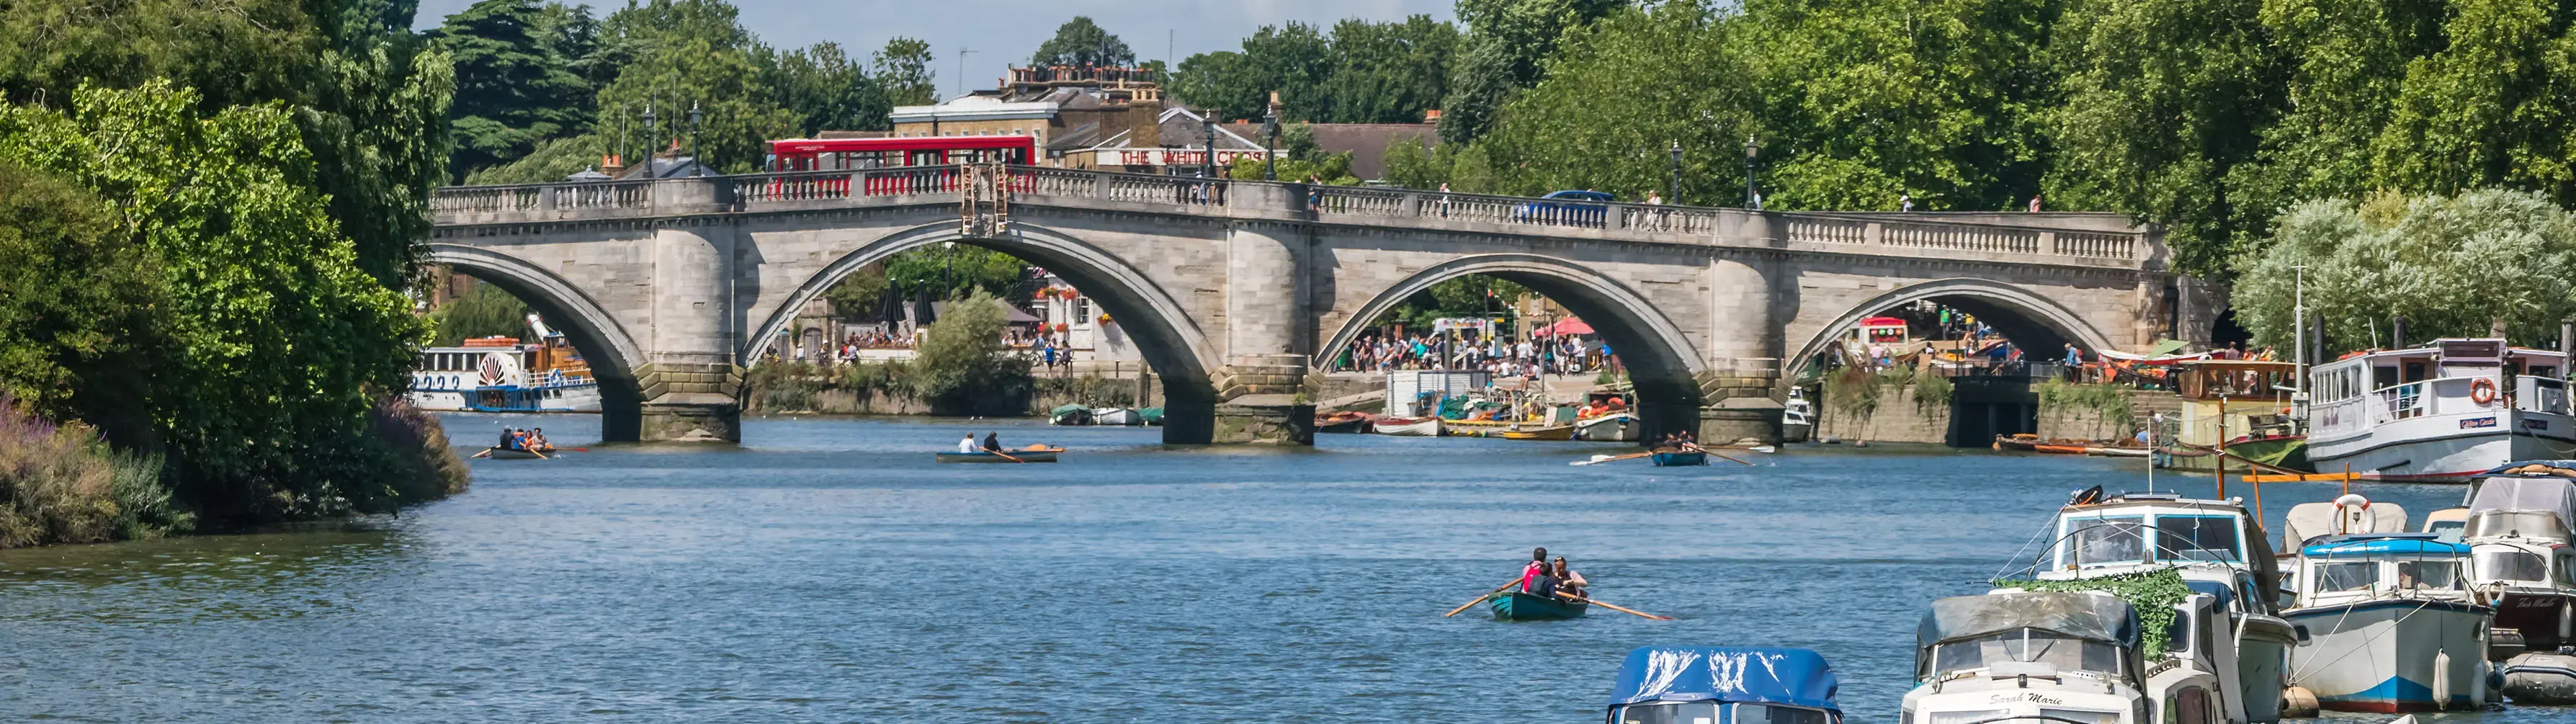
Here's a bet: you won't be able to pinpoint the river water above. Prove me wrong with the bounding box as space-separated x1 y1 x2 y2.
0 414 2554 722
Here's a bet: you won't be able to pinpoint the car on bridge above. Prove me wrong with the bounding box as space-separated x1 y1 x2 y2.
1513 190 1616 228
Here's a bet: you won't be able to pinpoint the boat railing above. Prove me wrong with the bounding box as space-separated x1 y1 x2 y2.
2371 382 2428 423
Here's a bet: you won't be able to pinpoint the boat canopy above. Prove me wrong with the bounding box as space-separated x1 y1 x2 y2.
2467 475 2576 520
1607 646 1840 710
1049 403 1091 416
1917 591 2139 651
2299 533 2471 558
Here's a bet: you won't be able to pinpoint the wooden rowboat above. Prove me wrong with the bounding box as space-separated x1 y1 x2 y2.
1374 416 1440 437
1490 591 1589 620
1993 433 2040 451
475 447 549 460
1651 450 1709 466
1497 425 1575 441
934 449 1061 463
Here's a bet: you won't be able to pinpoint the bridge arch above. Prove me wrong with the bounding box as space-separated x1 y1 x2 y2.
1318 254 1709 440
746 222 1225 442
1786 277 2118 374
422 243 651 439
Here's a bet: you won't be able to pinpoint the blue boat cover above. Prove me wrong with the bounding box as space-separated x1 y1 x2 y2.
2182 579 2235 612
1607 646 1840 710
2302 533 2471 558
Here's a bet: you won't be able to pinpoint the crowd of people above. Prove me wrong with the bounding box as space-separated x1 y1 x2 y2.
1335 332 1612 377
495 426 550 452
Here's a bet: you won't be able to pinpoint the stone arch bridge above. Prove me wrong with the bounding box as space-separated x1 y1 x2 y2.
426 166 2215 444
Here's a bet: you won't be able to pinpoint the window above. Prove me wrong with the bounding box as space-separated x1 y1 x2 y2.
2155 515 2242 562
1737 704 1833 724
2478 550 2549 582
2043 708 2125 724
1610 702 1717 724
2312 561 2379 592
2067 516 2147 565
2395 560 2462 589
1922 711 2008 724
1931 629 2124 676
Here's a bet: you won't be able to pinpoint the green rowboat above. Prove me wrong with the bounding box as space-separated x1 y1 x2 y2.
1490 591 1588 620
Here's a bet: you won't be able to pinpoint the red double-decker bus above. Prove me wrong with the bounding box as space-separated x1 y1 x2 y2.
768 135 1037 171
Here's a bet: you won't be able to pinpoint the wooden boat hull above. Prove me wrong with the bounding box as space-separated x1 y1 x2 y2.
934 450 1060 463
1651 451 1708 466
1374 417 1439 437
1498 425 1575 441
1490 591 1588 621
1315 416 1373 434
479 447 547 460
1994 434 2039 451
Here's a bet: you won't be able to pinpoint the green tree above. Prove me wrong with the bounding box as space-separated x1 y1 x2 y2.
1321 17 1458 124
2232 189 2576 352
0 81 443 522
432 0 596 179
762 41 891 135
431 281 535 345
910 290 1034 416
1032 17 1135 67
1439 0 1626 144
2043 0 2289 275
820 264 890 322
884 246 1027 300
872 37 937 105
590 0 797 173
2367 0 2576 205
0 163 165 442
1470 3 1756 200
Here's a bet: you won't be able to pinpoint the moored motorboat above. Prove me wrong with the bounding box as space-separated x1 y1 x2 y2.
2456 465 2576 702
1091 407 1142 426
1575 413 1640 442
1489 590 1587 620
934 448 1062 463
1605 646 1841 723
1905 591 2155 724
2281 532 2490 712
1048 403 1092 426
1650 450 1707 467
1373 416 1439 437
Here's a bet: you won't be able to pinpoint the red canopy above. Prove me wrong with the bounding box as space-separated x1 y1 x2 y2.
1538 317 1594 336
1860 316 1907 327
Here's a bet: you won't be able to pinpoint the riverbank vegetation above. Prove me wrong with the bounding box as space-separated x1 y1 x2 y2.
0 0 470 543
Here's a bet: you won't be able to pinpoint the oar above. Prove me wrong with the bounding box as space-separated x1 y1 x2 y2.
988 448 1025 462
470 447 493 459
1444 581 1519 617
530 448 551 460
1573 452 1655 466
1569 596 1674 620
1688 445 1752 466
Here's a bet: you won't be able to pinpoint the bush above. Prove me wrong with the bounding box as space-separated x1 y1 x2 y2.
0 397 187 548
910 291 1035 416
2038 379 2137 432
1034 375 1137 408
744 360 914 413
1911 366 1954 409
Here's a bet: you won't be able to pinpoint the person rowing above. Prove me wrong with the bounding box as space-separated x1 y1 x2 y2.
1550 555 1588 600
982 432 1002 452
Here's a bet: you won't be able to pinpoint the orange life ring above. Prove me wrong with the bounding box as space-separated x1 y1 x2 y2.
2472 377 2499 404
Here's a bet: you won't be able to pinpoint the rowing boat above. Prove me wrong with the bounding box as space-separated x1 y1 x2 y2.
934 449 1061 463
1490 591 1589 620
1650 450 1709 466
1497 425 1575 441
478 447 550 460
1374 416 1440 437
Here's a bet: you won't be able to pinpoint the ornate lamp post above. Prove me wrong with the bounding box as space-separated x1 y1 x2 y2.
687 101 705 176
1202 111 1220 180
1667 140 1683 205
1263 106 1281 182
642 103 658 164
1743 135 1760 210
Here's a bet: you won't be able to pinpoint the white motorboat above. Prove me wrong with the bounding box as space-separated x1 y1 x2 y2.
1782 387 1814 443
2305 339 2576 483
408 313 601 413
1904 590 2158 724
1091 407 1142 426
1574 412 1639 442
2020 491 2300 723
1372 416 1439 437
2279 521 2491 712
2455 466 2576 702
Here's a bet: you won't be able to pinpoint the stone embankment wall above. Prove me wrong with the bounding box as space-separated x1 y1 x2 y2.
1813 385 1952 444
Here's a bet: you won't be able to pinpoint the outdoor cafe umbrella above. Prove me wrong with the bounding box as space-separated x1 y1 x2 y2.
913 286 938 326
1539 316 1594 336
877 286 905 328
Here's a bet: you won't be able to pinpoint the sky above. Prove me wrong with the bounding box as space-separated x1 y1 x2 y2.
413 0 1459 99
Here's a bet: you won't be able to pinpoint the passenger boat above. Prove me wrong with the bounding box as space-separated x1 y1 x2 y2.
1575 412 1640 442
1905 591 2157 724
1091 408 1142 426
2022 491 2300 723
2306 338 2576 483
934 448 1062 463
1488 590 1586 620
408 314 601 413
1650 450 1707 467
1496 425 1574 441
1605 646 1841 724
2456 464 2576 702
1373 416 1439 437
2281 532 2490 712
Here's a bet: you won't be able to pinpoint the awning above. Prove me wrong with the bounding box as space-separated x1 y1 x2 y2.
1607 646 1841 710
1538 317 1593 336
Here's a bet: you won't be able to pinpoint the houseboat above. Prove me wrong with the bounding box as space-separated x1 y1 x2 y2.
2305 339 2576 482
408 314 601 414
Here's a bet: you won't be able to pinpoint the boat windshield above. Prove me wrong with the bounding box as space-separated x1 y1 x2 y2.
2065 516 2146 566
2467 510 2572 541
2312 561 2378 592
2153 515 2242 562
1611 702 1717 724
2397 560 2464 590
1931 627 2124 677
2477 549 2549 583
1738 703 1834 724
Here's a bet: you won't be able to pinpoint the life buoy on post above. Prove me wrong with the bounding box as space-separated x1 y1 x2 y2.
2473 377 2500 405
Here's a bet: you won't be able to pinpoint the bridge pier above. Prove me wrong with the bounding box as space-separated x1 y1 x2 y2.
1695 254 1784 445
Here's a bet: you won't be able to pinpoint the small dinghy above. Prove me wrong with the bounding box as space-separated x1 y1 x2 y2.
474 447 550 460
1650 450 1707 466
1490 591 1588 621
934 447 1063 463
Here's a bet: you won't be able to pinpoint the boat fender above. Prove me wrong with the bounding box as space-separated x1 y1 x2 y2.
2279 687 2320 718
2474 377 2499 404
